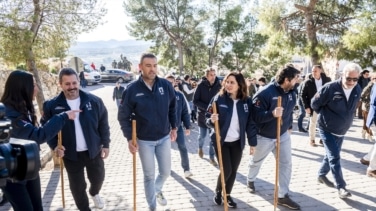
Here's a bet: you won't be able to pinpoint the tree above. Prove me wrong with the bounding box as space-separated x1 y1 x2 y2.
124 0 207 76
0 0 106 113
256 0 366 66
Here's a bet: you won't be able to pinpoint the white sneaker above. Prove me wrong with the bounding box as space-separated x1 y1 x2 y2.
91 194 105 209
184 170 193 178
156 192 167 206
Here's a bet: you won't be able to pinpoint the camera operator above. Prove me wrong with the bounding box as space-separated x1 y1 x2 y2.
0 70 79 211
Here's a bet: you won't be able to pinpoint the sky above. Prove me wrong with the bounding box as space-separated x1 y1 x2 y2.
77 0 133 42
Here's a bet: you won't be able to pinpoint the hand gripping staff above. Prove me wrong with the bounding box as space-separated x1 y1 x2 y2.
58 131 65 208
274 96 282 211
132 120 137 210
212 102 228 211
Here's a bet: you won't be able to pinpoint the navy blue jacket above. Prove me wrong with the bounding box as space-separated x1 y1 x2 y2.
175 90 190 129
252 82 296 138
5 106 69 145
41 90 110 161
193 77 221 128
205 94 257 149
311 79 361 135
118 76 177 141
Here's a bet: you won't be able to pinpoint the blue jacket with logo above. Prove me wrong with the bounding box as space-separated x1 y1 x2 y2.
252 82 296 138
205 93 257 149
5 106 69 145
118 76 177 141
311 79 361 135
41 90 110 161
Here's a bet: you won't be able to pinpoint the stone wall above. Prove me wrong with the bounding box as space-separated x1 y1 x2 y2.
0 70 60 101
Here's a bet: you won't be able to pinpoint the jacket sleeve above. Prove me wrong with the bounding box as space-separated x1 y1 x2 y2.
247 106 258 147
97 98 111 148
311 84 330 113
181 94 191 129
252 92 275 124
300 81 310 109
8 102 69 147
193 84 207 110
118 89 133 141
40 101 65 149
168 83 177 129
112 88 116 100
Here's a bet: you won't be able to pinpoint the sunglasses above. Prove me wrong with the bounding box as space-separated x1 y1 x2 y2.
345 77 358 82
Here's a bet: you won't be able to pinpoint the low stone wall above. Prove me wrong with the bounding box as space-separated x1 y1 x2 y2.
0 70 60 100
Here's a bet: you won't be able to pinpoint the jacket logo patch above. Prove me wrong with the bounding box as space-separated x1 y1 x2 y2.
219 104 228 108
289 94 292 101
136 93 144 97
54 106 65 110
254 99 261 108
159 87 164 95
333 95 343 100
176 95 180 101
272 97 278 100
86 102 92 111
244 104 248 112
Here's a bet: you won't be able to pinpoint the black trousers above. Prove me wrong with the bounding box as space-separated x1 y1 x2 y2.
63 151 105 211
3 175 43 211
213 140 242 194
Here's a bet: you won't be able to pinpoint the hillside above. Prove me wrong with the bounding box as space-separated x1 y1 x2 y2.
68 39 153 71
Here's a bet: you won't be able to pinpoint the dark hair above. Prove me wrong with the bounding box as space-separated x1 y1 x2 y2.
258 77 266 84
275 66 300 85
184 74 190 81
0 70 37 125
205 68 216 77
362 69 370 75
59 67 78 83
219 72 248 100
140 53 157 64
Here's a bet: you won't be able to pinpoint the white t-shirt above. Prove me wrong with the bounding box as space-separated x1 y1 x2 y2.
315 78 323 91
66 97 88 151
343 87 354 101
224 100 240 142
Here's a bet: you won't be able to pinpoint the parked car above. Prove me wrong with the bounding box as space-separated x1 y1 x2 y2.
100 69 134 83
83 64 101 84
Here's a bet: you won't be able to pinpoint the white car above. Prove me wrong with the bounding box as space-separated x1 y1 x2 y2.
83 64 101 85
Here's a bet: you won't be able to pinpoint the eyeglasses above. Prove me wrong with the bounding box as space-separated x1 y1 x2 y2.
372 78 376 80
345 77 358 82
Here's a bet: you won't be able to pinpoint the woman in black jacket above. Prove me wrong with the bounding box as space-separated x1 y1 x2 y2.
0 70 77 211
206 72 257 208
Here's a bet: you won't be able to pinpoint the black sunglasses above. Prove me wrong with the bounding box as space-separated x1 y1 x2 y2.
345 77 358 82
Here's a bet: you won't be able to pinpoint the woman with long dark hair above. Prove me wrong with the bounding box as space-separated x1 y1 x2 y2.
206 72 257 208
0 70 78 211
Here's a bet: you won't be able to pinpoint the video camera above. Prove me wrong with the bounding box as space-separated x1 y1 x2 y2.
0 103 40 187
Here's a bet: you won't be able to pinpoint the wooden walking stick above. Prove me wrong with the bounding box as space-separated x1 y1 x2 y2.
57 131 65 208
132 120 137 211
274 96 282 211
212 103 228 211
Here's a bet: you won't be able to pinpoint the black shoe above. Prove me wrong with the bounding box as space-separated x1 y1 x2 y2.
318 175 335 188
298 128 308 133
319 139 323 145
338 188 352 199
247 181 255 193
278 194 300 210
360 158 370 166
213 192 222 205
226 195 237 208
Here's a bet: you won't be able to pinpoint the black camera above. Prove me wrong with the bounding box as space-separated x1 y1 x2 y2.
0 103 40 187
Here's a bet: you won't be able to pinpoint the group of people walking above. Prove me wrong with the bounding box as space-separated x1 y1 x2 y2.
0 51 374 211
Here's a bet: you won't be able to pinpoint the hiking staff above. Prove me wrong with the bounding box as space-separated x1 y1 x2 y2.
274 96 282 211
57 131 65 208
212 102 228 211
132 120 137 210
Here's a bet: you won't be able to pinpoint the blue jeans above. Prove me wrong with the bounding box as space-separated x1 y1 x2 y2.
175 125 190 171
318 129 346 189
297 100 306 130
138 135 171 209
247 132 292 197
115 98 121 107
198 126 215 159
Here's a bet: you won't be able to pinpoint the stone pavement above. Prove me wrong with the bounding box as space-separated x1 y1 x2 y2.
1 84 376 211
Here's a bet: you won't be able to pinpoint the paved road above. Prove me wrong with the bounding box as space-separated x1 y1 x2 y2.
1 84 376 210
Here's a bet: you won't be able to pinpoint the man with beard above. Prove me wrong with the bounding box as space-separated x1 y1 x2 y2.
312 63 361 198
247 65 301 210
42 68 110 211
